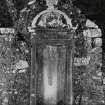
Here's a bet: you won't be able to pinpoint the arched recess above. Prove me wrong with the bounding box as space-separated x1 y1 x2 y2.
30 6 75 105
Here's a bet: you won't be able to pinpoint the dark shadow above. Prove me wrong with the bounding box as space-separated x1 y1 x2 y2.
57 100 66 105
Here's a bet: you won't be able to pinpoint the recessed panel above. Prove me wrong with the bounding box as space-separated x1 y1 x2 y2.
36 45 67 105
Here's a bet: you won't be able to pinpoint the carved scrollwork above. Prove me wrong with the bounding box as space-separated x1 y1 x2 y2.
36 11 68 28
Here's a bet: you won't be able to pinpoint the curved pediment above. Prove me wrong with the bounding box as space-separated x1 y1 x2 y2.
31 9 73 29
36 11 67 28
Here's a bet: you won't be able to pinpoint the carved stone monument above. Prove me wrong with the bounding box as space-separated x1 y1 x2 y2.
29 0 75 105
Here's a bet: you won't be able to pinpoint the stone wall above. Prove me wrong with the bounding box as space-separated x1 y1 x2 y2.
0 28 30 105
0 24 104 105
0 28 14 105
73 20 103 105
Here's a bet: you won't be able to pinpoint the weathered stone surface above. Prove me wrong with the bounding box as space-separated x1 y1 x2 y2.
0 1 104 105
0 29 14 105
83 28 102 38
74 56 90 66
